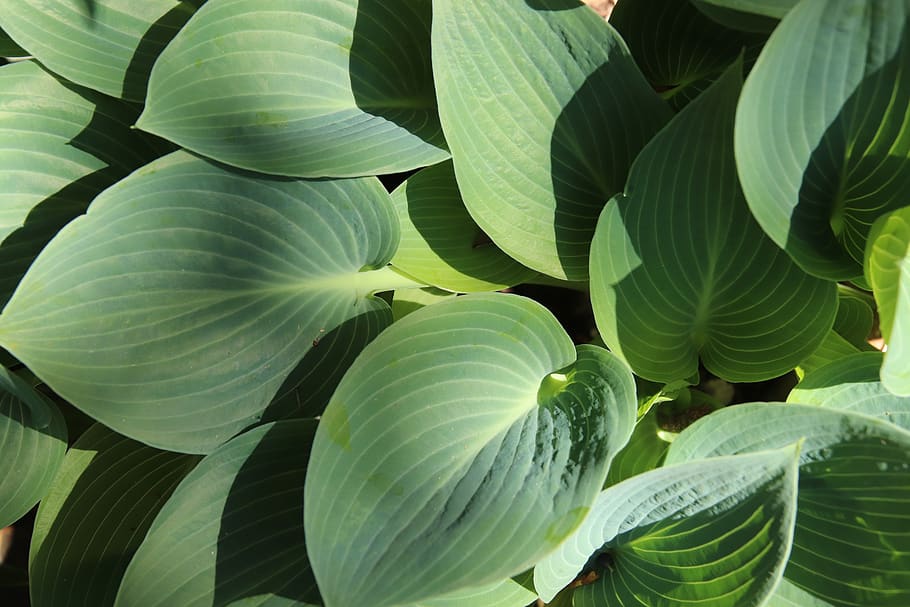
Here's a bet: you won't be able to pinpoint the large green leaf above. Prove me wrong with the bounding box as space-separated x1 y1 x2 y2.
602 408 670 488
832 287 874 348
0 151 402 454
390 160 537 292
666 403 910 606
415 579 536 607
304 293 637 607
432 0 672 280
796 329 862 378
116 421 319 607
0 1 201 100
695 0 796 19
0 60 167 313
138 0 447 177
0 28 26 56
29 424 198 607
0 367 66 528
790 351 910 431
735 0 910 280
865 207 910 395
589 61 836 384
534 445 800 606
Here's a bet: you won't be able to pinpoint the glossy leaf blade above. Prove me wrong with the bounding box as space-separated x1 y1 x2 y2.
138 0 447 177
29 424 198 607
305 293 637 607
735 0 910 280
416 579 536 607
865 207 910 395
0 60 167 311
0 367 66 528
590 61 836 383
432 0 672 280
534 446 800 606
0 0 200 100
0 151 398 453
666 403 910 606
116 421 319 607
391 160 537 292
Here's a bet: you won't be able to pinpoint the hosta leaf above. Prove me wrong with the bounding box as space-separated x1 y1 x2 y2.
432 0 672 280
391 286 456 321
695 0 796 19
138 0 447 178
796 330 861 378
390 160 536 292
415 579 536 607
610 0 767 110
790 351 910 431
735 0 910 280
116 421 319 607
0 28 25 56
590 61 836 384
0 151 400 454
865 207 910 395
602 408 670 488
833 287 874 348
0 1 201 100
29 424 198 607
534 445 800 606
0 60 167 312
666 403 910 606
304 293 637 607
766 579 834 607
0 367 66 528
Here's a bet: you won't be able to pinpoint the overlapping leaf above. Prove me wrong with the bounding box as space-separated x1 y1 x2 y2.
692 0 796 33
534 445 800 607
735 0 910 280
0 60 167 312
0 28 25 56
390 160 537 292
416 579 536 607
304 293 637 607
0 151 400 453
116 421 319 607
0 1 201 100
391 286 456 321
602 408 670 488
865 207 910 395
0 367 66 528
667 403 910 606
590 61 836 384
29 424 199 607
432 0 672 280
138 0 448 177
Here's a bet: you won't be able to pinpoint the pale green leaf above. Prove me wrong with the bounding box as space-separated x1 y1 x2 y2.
0 367 66 528
391 287 456 322
666 403 910 607
391 160 536 292
138 0 448 177
305 293 637 607
414 579 536 607
115 421 319 607
0 0 201 100
735 0 910 280
0 151 399 453
29 424 198 607
590 61 836 383
797 330 862 378
534 445 801 606
432 0 672 280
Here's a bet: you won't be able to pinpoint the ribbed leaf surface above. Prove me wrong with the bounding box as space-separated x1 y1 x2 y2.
735 0 910 280
138 0 448 177
0 151 399 453
432 0 672 280
590 62 836 383
416 579 536 607
305 293 637 607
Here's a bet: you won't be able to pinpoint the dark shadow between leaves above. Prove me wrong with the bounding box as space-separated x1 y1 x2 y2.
790 31 910 278
524 0 583 11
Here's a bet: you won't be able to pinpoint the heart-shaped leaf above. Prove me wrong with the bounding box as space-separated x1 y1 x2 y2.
390 160 537 292
735 0 910 280
589 61 836 383
116 420 319 607
29 424 199 607
666 403 910 607
432 0 672 280
304 293 637 607
0 151 401 453
865 206 910 395
0 0 201 100
138 0 448 177
0 60 167 313
534 445 801 606
0 367 66 528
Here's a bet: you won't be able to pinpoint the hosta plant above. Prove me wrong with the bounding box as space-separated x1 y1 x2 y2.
0 0 909 606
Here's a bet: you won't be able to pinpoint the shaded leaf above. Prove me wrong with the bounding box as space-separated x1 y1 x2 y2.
391 286 456 322
602 408 670 488
415 578 536 607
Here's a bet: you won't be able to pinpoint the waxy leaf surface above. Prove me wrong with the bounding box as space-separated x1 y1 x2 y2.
305 293 637 607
